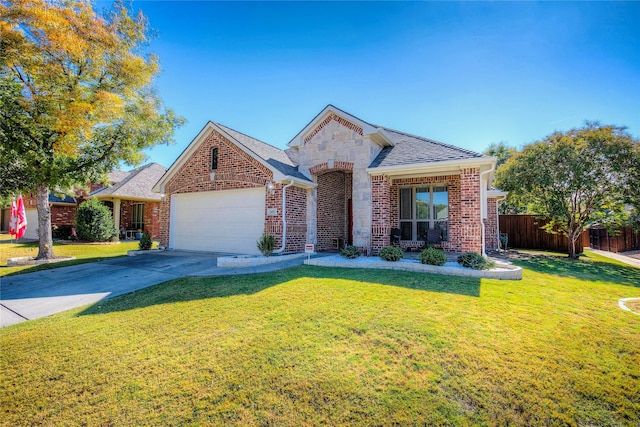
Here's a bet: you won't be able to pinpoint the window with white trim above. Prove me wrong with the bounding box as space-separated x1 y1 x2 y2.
399 186 448 241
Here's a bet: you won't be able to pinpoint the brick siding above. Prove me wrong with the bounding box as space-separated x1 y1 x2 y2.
371 175 391 254
22 192 77 230
119 200 161 240
370 169 483 254
459 168 482 253
160 128 304 253
316 170 352 251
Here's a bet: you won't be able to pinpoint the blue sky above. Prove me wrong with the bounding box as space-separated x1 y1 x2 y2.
123 1 639 168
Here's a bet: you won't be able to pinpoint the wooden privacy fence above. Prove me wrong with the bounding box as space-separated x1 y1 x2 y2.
499 215 584 254
588 227 640 253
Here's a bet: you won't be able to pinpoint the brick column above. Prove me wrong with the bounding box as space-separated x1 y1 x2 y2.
159 196 170 247
460 168 482 253
371 175 391 255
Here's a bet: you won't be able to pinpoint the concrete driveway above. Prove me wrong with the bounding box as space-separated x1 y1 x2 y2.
0 252 223 327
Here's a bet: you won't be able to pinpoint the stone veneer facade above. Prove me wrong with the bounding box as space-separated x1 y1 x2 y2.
291 118 382 252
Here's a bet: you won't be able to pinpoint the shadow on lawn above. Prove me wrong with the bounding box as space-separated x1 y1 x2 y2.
512 253 640 287
78 265 481 317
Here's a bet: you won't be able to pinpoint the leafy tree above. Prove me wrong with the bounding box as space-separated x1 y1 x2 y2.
484 141 516 167
483 141 526 214
496 122 639 259
0 0 184 259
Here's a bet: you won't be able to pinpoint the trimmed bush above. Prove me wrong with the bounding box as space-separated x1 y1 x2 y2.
341 245 360 259
257 233 275 256
379 246 403 262
74 198 117 242
138 233 152 250
420 246 447 266
457 251 496 270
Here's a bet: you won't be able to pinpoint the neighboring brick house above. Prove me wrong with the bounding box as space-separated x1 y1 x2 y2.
154 105 506 255
4 163 166 241
91 163 166 240
4 193 78 240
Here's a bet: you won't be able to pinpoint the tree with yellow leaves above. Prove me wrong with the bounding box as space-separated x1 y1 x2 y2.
0 0 183 259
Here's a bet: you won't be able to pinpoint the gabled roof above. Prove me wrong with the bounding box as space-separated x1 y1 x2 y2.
215 124 310 181
288 104 393 148
92 163 167 202
369 128 487 168
153 122 314 193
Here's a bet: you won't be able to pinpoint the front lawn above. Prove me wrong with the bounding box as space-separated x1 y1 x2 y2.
1 252 639 426
0 237 147 277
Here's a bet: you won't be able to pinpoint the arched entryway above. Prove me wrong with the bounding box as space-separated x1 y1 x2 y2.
316 170 353 251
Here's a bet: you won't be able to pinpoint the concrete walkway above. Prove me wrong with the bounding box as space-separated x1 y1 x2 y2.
587 248 640 268
1 251 307 328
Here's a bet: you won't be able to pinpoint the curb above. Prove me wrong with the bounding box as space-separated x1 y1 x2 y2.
304 257 522 280
217 253 308 268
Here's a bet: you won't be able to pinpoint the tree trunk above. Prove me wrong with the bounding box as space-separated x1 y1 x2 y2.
567 231 579 259
35 182 54 260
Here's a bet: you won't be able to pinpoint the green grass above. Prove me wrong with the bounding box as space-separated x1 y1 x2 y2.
0 237 150 277
1 251 639 426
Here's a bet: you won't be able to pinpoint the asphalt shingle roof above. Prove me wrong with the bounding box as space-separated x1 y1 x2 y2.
108 170 131 184
369 128 487 168
49 194 76 204
92 163 167 201
208 110 487 179
216 123 311 181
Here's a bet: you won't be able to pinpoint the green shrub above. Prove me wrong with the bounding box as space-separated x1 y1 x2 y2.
52 224 73 240
74 198 117 242
257 233 275 256
341 245 361 259
379 246 403 262
457 251 496 270
138 233 152 250
420 246 447 266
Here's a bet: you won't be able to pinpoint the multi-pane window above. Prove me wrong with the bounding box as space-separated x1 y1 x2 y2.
211 147 218 170
399 186 448 241
132 203 144 231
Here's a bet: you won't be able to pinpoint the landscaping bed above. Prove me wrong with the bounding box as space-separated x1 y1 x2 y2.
305 254 522 280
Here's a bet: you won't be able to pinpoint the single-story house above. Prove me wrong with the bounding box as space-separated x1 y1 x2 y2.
91 163 167 240
2 163 166 241
2 193 78 240
153 105 506 256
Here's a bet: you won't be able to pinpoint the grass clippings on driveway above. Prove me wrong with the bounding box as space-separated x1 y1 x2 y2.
1 251 639 426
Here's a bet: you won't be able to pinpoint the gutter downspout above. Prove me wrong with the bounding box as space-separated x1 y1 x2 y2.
479 165 495 257
273 179 295 254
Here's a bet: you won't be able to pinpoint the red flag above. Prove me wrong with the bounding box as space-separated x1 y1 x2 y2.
8 196 17 237
15 194 27 239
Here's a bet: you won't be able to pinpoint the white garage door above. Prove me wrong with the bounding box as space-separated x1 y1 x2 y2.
171 188 266 255
24 209 39 240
